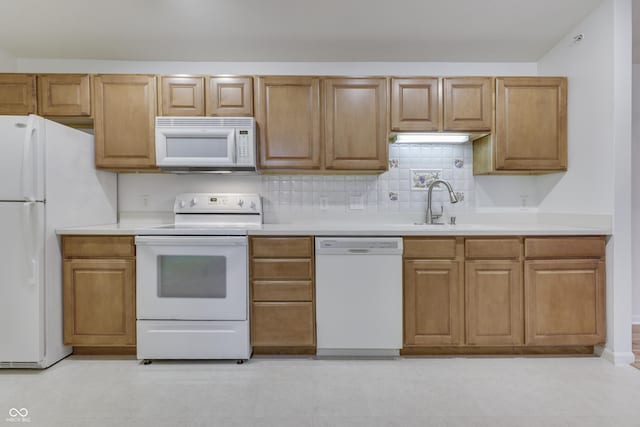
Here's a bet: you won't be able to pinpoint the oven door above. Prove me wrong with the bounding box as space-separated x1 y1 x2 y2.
155 128 236 167
135 236 247 321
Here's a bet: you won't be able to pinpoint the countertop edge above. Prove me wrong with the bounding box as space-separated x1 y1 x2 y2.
57 224 611 237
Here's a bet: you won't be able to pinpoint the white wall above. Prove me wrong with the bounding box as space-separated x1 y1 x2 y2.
537 1 614 215
14 59 536 76
539 0 634 363
633 65 640 324
0 48 16 71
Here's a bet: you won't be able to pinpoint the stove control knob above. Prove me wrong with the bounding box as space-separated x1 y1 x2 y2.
178 200 186 209
250 201 257 210
238 199 244 208
190 198 198 206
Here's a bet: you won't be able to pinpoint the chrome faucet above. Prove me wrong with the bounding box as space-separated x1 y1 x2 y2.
426 180 459 224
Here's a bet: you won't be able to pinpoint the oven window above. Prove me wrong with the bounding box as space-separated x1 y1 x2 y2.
166 136 229 158
157 255 227 298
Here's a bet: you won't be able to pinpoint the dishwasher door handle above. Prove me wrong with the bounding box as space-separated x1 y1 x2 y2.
348 249 371 254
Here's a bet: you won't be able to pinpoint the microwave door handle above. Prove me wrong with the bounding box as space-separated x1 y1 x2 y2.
230 130 237 164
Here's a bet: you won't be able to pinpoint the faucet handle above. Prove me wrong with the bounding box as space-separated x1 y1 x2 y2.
431 205 444 220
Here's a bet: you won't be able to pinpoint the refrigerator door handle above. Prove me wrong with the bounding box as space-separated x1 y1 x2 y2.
21 116 37 202
22 202 38 286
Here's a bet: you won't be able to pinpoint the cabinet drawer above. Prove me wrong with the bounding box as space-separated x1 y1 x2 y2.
252 280 313 302
251 259 313 280
403 237 458 259
63 236 135 258
525 237 605 259
251 302 315 347
251 237 313 258
465 238 521 260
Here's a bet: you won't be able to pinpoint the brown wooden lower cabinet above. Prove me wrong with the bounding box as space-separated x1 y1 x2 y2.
63 258 135 346
251 302 315 347
404 259 463 346
403 236 606 354
249 236 316 354
465 260 523 346
62 235 136 353
524 259 606 346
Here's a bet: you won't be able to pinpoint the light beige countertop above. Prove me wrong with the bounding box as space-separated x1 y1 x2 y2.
251 223 609 236
57 222 611 236
56 223 142 235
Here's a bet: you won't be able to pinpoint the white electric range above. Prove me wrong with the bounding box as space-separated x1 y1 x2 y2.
135 193 262 364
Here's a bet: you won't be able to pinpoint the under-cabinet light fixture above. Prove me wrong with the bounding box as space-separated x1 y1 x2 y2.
393 133 470 144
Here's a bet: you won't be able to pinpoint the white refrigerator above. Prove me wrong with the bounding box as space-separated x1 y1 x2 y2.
0 115 117 368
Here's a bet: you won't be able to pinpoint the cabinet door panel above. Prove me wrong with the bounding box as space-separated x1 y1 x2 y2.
0 74 36 115
93 75 156 169
391 78 440 131
255 76 321 169
38 74 91 116
443 77 492 131
324 78 388 170
159 76 204 116
63 259 136 346
466 260 523 345
251 302 315 347
404 260 463 346
495 77 567 170
207 76 253 116
524 259 605 345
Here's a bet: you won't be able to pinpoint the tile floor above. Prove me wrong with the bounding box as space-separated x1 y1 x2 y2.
1 356 640 426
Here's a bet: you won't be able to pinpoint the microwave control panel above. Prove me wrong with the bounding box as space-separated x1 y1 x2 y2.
237 130 250 161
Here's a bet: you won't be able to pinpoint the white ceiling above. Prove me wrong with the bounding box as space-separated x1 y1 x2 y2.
0 0 602 62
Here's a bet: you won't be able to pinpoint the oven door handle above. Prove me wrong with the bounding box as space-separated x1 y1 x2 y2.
135 236 248 246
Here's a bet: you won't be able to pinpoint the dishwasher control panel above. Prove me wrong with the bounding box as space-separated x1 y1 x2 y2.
315 238 403 255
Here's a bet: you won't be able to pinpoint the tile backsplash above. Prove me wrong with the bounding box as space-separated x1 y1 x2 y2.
261 143 474 219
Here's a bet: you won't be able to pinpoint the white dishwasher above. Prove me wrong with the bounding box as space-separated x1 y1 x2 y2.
315 237 403 357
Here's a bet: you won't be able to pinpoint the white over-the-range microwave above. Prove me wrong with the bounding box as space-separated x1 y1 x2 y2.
155 117 256 172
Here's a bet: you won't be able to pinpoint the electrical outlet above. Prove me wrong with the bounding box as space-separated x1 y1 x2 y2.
349 194 364 210
320 196 329 211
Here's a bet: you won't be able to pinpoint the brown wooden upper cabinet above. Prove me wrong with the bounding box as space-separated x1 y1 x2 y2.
255 76 321 170
0 74 37 115
494 77 567 172
390 77 440 131
158 75 205 116
443 77 492 131
472 77 567 175
93 75 157 170
37 74 91 117
206 76 253 116
323 77 388 171
390 77 491 133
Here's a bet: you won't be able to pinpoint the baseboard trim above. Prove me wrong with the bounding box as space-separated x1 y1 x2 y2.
401 346 595 356
600 348 636 365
